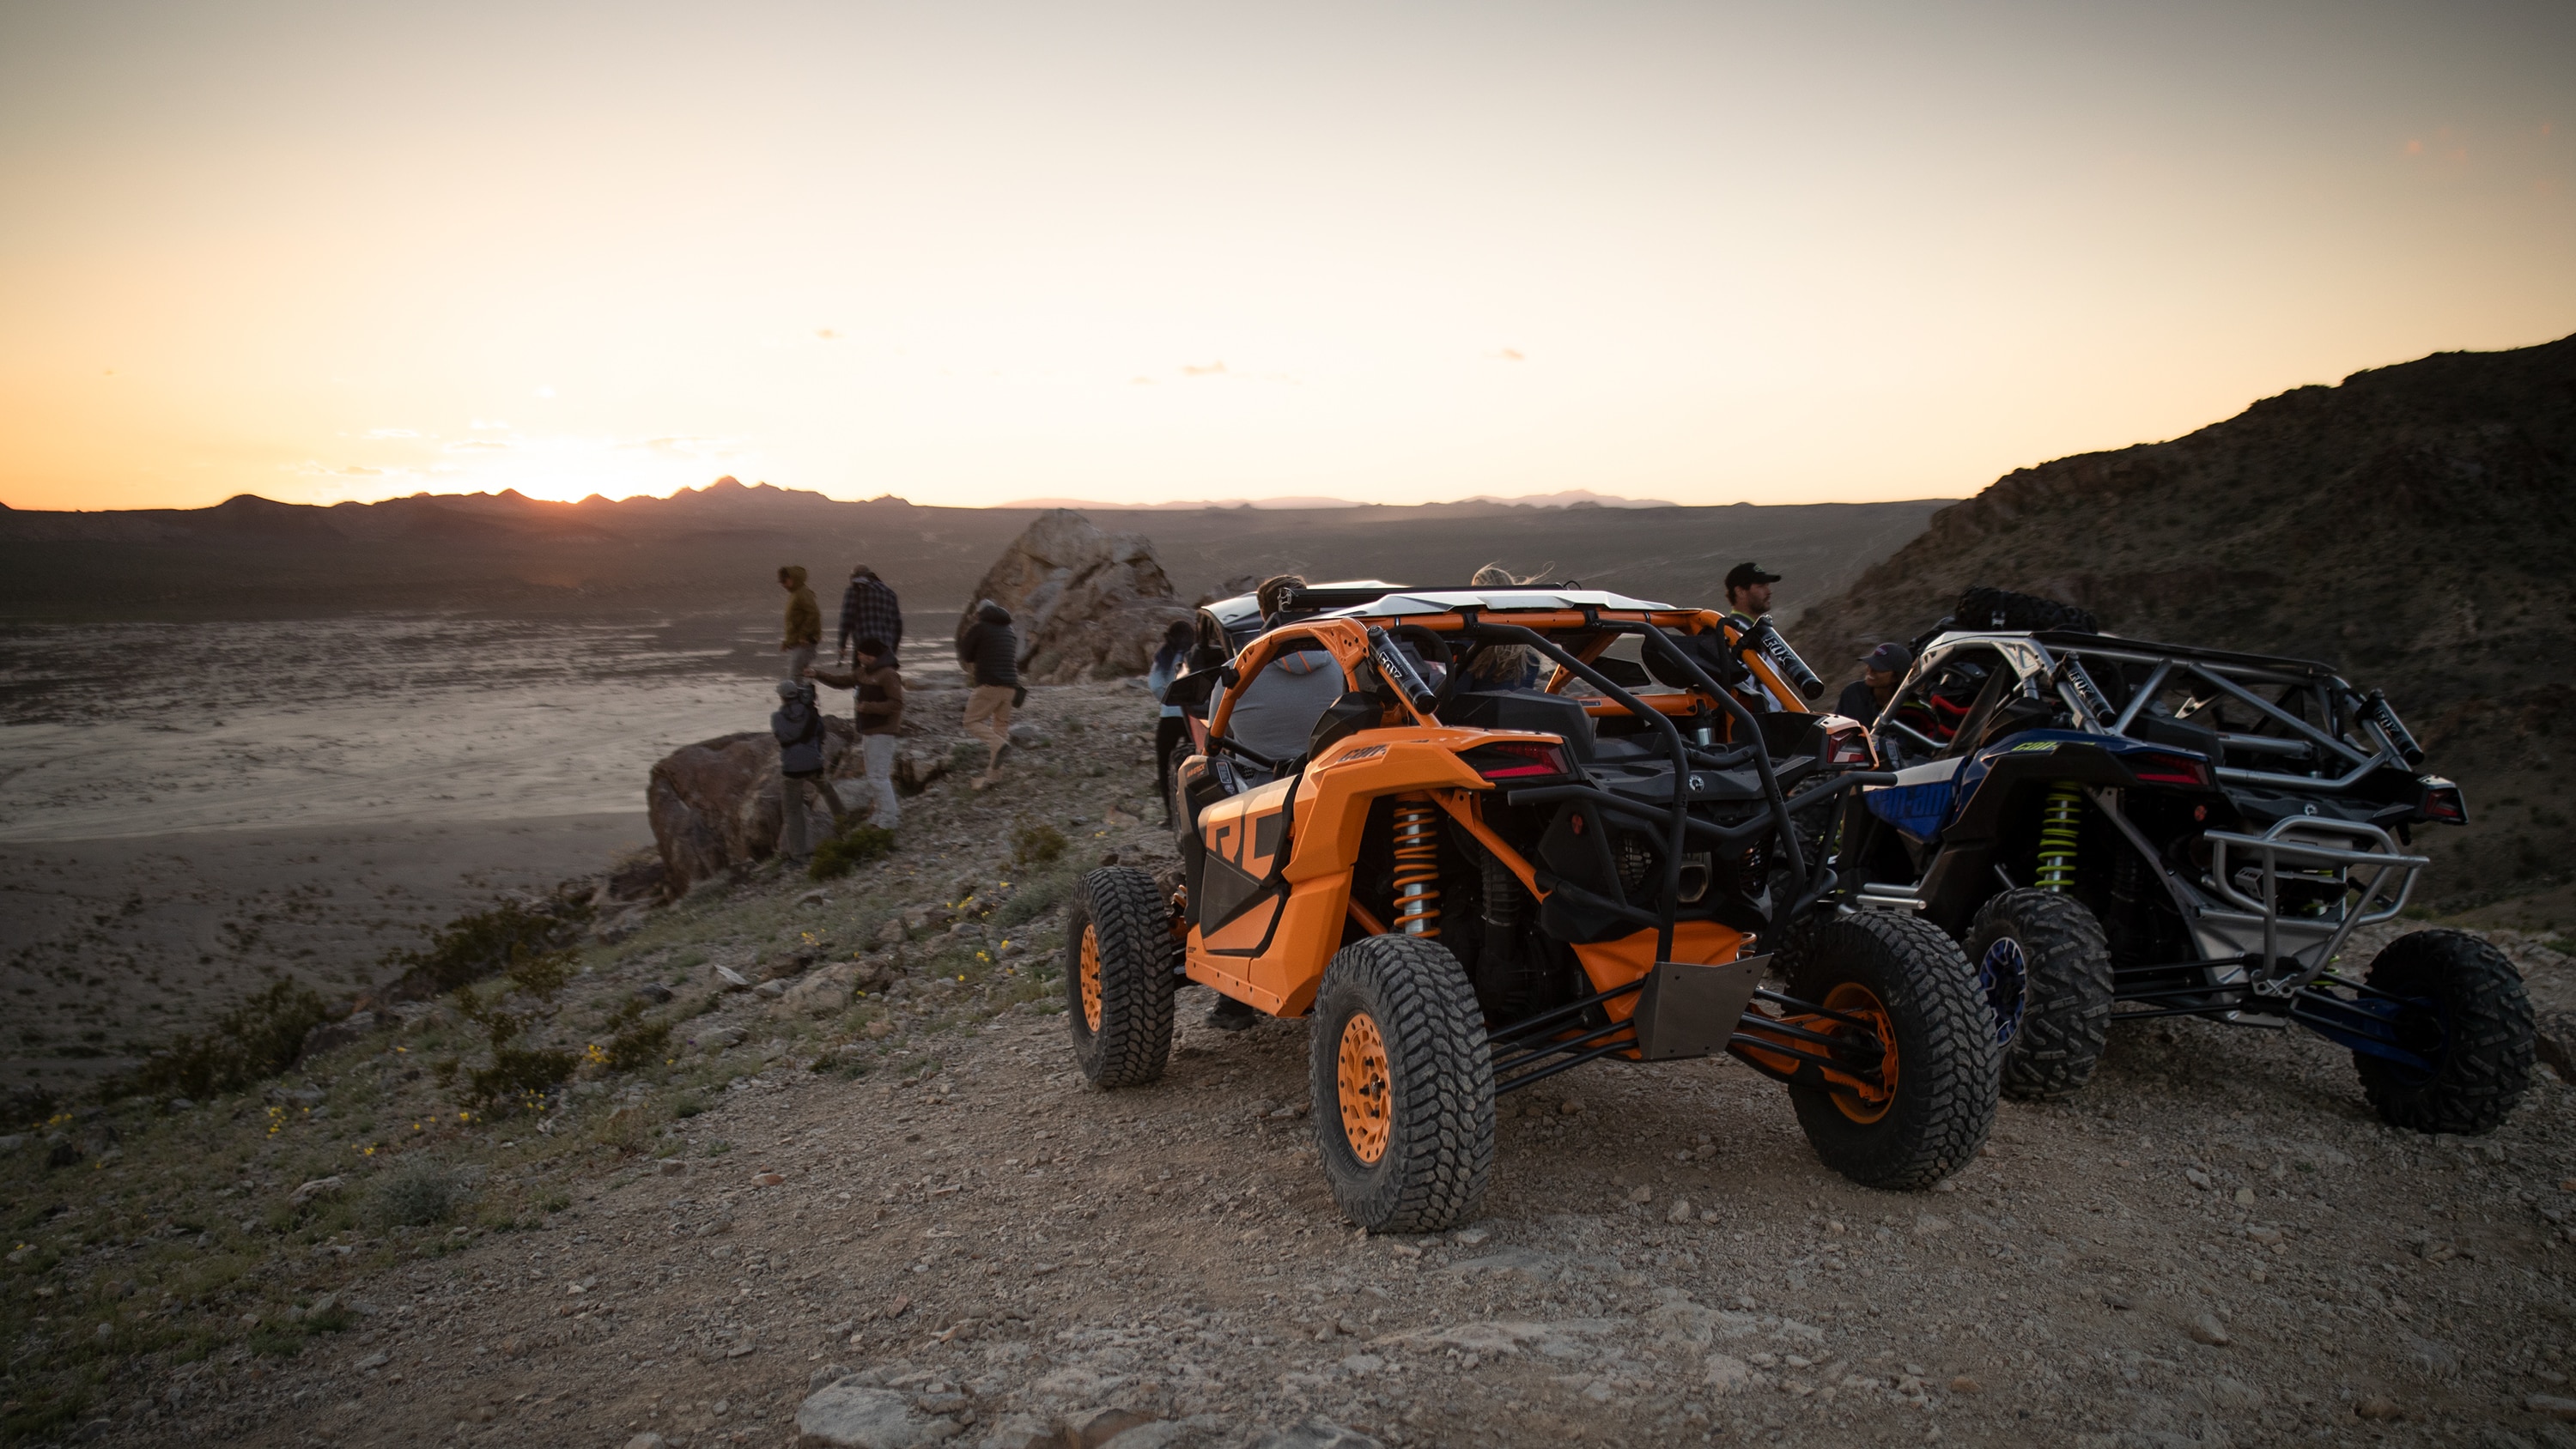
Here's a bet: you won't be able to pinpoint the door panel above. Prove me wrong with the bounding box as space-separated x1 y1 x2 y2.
1195 777 1295 931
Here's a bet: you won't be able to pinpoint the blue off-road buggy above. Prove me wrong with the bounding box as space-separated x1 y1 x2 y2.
1830 588 2536 1133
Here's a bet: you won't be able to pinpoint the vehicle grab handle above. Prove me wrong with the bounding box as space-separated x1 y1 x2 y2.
1365 624 1438 713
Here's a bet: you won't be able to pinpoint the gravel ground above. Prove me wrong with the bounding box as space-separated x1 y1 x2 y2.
23 681 2576 1449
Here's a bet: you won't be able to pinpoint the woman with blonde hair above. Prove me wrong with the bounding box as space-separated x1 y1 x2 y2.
1464 563 1543 690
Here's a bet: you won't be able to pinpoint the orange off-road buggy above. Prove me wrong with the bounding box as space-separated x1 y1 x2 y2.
1061 585 1999 1232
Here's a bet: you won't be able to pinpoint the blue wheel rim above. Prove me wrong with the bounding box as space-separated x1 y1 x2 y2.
1979 937 2028 1046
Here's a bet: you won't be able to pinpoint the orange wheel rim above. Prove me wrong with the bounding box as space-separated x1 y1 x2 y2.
1078 924 1103 1032
1337 1012 1393 1165
1823 982 1897 1125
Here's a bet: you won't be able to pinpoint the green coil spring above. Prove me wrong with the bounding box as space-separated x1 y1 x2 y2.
2034 782 2082 892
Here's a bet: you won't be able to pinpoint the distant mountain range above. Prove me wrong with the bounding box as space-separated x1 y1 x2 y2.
995 488 1680 511
0 476 1942 625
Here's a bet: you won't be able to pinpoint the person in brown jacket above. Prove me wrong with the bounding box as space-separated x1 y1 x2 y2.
779 565 822 680
805 636 905 827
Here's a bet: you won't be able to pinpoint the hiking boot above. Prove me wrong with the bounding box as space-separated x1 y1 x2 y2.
1206 995 1261 1032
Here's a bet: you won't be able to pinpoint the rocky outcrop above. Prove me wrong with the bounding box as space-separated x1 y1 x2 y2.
647 721 853 894
646 724 962 894
957 510 1193 683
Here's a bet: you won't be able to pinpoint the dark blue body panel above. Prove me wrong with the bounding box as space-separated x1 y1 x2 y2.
1863 729 2202 846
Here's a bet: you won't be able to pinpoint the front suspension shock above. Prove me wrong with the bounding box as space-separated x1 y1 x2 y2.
2035 781 2082 892
1390 793 1442 935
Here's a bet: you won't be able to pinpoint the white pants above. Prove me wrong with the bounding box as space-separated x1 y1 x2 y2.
859 734 900 827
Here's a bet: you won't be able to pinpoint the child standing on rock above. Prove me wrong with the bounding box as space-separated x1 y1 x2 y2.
806 637 905 828
771 679 849 863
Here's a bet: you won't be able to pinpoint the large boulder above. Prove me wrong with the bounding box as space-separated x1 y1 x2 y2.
959 510 1193 683
646 718 860 895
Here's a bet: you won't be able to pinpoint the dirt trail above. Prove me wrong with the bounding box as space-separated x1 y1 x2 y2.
22 681 2576 1449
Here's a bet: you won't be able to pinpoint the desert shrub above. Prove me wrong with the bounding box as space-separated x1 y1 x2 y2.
384 896 590 997
467 1046 576 1102
126 979 330 1101
590 1105 656 1155
503 943 576 997
996 865 1077 926
670 1091 706 1119
948 741 987 775
602 1019 672 1071
370 1159 464 1228
1012 822 1067 867
809 823 896 881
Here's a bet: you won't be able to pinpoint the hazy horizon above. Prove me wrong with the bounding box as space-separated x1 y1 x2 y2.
3 0 2569 514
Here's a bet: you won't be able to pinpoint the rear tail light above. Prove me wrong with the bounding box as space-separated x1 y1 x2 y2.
1822 725 1874 768
2419 778 2468 825
1462 739 1571 782
2129 752 2210 787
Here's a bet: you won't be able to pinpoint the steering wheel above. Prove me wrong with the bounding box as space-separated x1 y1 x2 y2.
1385 623 1453 670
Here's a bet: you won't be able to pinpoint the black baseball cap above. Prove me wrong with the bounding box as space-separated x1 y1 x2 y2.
1861 641 1911 673
1725 562 1781 590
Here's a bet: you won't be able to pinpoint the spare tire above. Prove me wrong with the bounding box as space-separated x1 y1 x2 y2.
1953 586 2099 635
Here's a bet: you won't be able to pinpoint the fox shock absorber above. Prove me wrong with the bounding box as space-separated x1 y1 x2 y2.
2035 782 2082 892
1390 793 1442 936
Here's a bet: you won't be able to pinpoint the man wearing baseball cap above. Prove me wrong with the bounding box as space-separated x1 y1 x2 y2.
1722 562 1779 619
1836 641 1911 725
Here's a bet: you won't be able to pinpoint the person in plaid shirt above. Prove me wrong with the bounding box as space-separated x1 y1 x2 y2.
837 565 903 664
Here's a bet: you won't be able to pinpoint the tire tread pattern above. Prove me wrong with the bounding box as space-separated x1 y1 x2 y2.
1971 888 2114 1101
2357 928 2534 1136
1066 867 1176 1088
1309 935 1495 1234
1780 910 1997 1191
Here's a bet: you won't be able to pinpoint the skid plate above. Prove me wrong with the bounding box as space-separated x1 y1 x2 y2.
1634 954 1770 1062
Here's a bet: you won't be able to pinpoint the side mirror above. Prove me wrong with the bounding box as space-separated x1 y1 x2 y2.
1163 668 1226 709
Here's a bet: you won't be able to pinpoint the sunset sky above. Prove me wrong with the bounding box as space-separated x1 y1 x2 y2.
2 1 2569 512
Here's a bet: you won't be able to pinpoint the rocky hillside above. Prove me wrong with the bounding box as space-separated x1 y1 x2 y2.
8 674 2576 1448
1791 334 2576 913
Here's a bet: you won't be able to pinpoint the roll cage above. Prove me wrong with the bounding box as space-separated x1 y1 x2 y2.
1854 627 2458 1044
1188 593 1861 959
1874 629 2427 793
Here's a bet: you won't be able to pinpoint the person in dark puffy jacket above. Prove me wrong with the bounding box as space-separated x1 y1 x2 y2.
771 679 848 862
957 600 1019 791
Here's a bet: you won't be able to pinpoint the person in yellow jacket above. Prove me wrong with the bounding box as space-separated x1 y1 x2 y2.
778 565 822 680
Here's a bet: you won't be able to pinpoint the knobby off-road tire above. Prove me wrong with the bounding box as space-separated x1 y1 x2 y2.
1065 867 1176 1088
1307 935 1494 1234
1780 911 1996 1190
1965 888 2114 1101
2356 929 2534 1136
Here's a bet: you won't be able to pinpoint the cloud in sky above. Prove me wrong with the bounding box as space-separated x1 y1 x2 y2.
1179 361 1228 377
364 427 419 439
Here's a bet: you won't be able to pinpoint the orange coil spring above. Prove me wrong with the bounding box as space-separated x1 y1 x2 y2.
1390 793 1441 937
